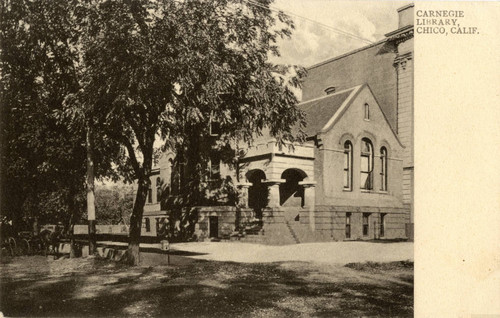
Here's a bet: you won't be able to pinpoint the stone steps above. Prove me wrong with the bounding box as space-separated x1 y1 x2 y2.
284 220 300 244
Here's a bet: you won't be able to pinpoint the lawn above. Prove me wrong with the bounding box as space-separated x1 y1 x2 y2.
0 254 412 317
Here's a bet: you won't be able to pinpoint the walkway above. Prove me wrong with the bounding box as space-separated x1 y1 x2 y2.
93 240 414 265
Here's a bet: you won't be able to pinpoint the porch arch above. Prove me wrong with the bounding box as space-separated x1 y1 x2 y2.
279 168 307 207
246 169 268 218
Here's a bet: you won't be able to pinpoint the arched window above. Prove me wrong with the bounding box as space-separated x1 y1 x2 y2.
343 141 353 190
364 103 370 120
380 147 387 191
360 138 373 190
147 181 153 204
156 177 162 203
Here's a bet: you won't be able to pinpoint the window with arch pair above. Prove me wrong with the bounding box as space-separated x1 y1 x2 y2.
343 138 387 191
147 177 163 204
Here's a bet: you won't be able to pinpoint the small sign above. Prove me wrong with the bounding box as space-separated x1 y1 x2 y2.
161 240 170 251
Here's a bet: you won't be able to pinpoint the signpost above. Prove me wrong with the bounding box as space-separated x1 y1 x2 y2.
161 240 170 265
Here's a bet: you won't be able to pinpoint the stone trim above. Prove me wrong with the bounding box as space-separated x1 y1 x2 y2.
394 52 413 70
236 182 253 188
313 205 409 213
298 181 317 188
263 179 286 184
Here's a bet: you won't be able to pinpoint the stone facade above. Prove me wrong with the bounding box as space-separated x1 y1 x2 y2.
195 206 254 241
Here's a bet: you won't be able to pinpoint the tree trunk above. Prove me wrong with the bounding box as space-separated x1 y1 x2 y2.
124 175 149 265
86 127 97 255
184 131 203 205
68 190 77 258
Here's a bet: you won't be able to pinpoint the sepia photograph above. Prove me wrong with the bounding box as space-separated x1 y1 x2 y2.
0 0 497 317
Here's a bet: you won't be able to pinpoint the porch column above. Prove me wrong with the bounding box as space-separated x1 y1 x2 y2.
264 179 285 207
299 181 317 231
236 182 252 208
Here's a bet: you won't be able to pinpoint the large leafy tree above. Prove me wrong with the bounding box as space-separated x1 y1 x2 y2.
0 0 117 233
170 0 306 208
79 0 306 265
0 0 86 230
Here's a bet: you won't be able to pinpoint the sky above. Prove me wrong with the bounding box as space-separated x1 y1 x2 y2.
269 0 410 67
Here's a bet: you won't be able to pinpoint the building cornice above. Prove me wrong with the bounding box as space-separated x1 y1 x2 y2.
385 25 414 45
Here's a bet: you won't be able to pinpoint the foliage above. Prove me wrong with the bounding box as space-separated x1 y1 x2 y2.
167 0 307 210
93 184 134 225
0 0 87 229
0 0 123 231
2 0 307 264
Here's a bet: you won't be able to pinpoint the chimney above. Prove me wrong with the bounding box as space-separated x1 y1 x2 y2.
397 3 414 28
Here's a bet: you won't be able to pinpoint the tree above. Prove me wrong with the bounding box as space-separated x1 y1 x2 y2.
168 0 306 210
0 0 87 233
0 0 119 252
94 184 134 225
76 0 306 265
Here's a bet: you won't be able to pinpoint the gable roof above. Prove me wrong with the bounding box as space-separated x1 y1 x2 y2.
301 40 398 131
298 85 361 137
299 84 404 148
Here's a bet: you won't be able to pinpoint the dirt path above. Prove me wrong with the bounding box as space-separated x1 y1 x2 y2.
170 241 414 264
0 255 412 317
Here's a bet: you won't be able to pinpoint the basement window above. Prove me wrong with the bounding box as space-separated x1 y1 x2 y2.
143 218 151 232
380 213 386 237
363 213 370 236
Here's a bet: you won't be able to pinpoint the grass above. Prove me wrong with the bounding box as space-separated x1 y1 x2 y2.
0 255 413 317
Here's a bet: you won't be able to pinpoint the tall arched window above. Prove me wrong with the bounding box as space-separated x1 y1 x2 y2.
360 138 373 190
156 177 162 203
147 181 153 204
343 141 353 190
380 147 387 191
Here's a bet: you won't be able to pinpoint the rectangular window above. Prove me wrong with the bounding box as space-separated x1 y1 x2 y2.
343 142 352 190
360 155 372 189
363 213 370 236
210 151 221 180
380 213 386 237
144 218 151 232
345 213 351 239
380 148 387 191
210 120 221 137
360 139 373 190
344 152 351 189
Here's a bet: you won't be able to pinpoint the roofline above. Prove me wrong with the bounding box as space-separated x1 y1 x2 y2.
307 3 414 71
316 84 405 149
320 84 364 134
298 86 358 106
385 24 413 38
397 3 414 12
364 84 405 148
306 38 387 70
